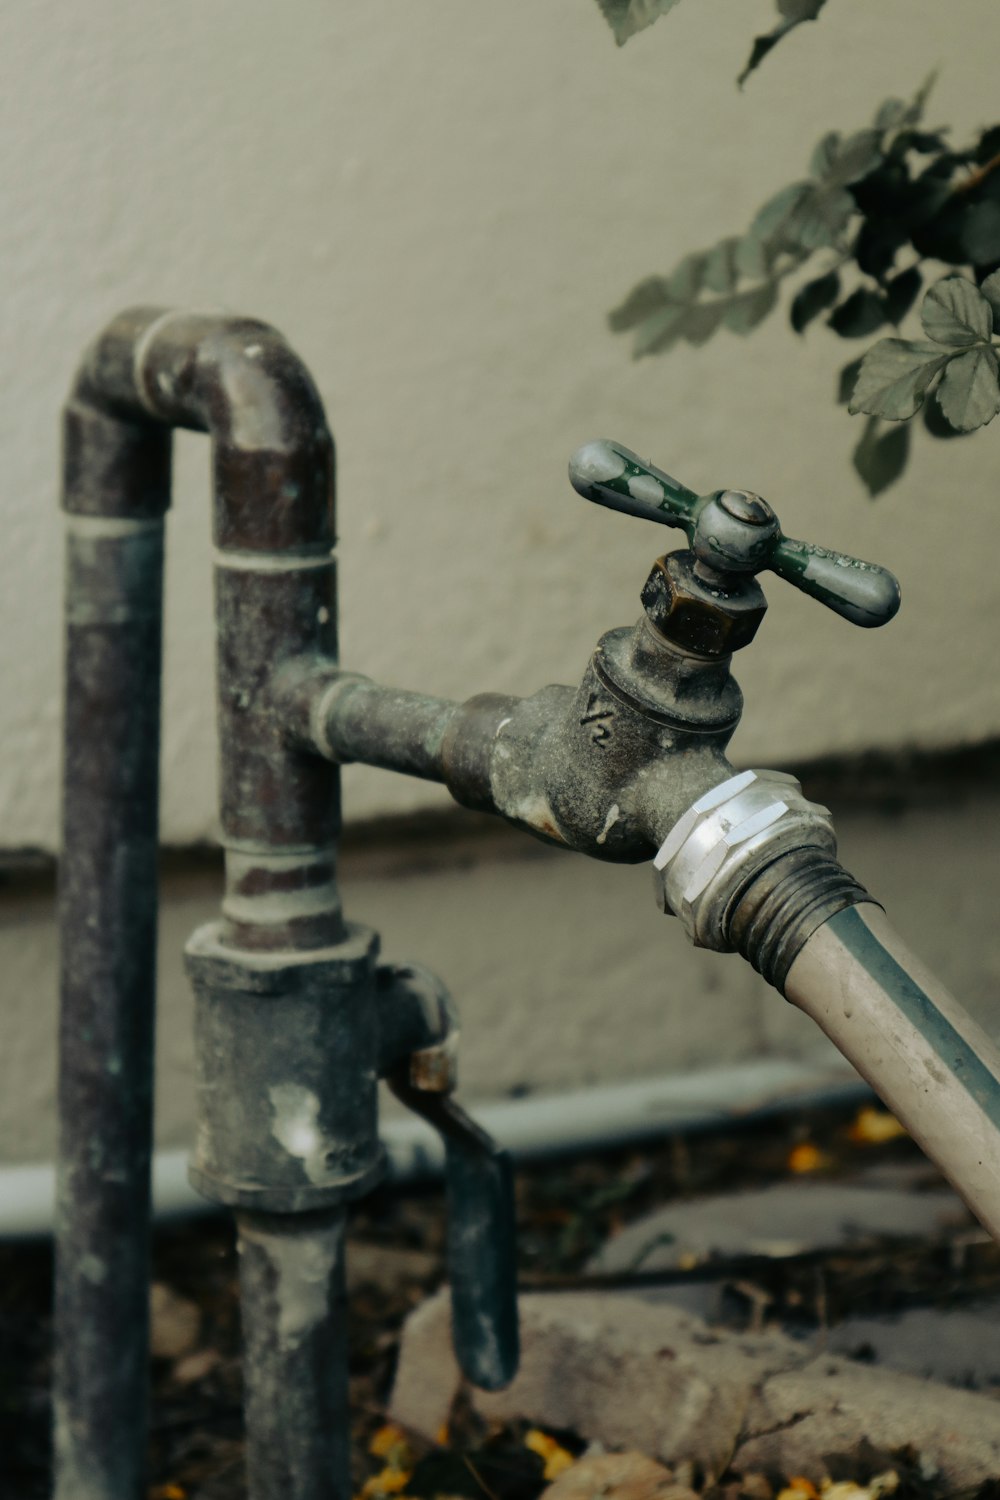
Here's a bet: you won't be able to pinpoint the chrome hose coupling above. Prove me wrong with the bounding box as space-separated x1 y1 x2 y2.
653 769 838 952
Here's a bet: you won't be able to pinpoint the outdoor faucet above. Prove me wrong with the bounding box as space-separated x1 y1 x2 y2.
56 310 1000 1500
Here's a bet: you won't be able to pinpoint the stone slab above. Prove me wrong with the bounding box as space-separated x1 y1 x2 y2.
392 1290 1000 1489
587 1180 970 1273
826 1301 1000 1391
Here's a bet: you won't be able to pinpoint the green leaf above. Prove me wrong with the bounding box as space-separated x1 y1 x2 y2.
852 416 911 497
790 270 840 332
632 302 688 356
920 277 993 346
884 266 922 325
980 269 1000 332
751 183 814 244
837 355 865 405
752 181 854 254
849 338 954 419
724 281 778 334
608 277 670 332
899 70 937 130
824 129 884 189
666 252 706 303
854 215 908 281
875 98 908 132
894 129 949 156
975 124 1000 164
677 300 727 346
961 200 1000 266
923 398 972 439
738 0 827 86
828 288 887 338
810 132 841 180
935 344 1000 431
704 238 740 295
594 0 682 45
794 186 856 250
734 231 773 281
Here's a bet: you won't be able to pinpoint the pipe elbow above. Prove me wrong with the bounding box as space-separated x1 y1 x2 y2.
69 306 333 551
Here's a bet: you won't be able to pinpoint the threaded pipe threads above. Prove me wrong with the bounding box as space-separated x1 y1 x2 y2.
727 849 873 993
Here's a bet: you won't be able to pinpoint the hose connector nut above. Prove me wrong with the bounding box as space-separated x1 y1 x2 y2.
653 768 836 950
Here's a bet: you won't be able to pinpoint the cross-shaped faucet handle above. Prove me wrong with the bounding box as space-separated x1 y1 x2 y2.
569 439 900 628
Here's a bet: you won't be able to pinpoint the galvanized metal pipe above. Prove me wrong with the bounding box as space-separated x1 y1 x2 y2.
58 422 168 1499
236 1211 351 1500
58 307 349 1500
314 676 462 782
785 902 1000 1243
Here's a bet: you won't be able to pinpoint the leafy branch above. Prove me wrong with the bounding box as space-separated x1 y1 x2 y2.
609 79 1000 493
596 0 827 85
845 275 1000 491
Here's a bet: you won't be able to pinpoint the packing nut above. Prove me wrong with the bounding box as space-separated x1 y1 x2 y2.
652 768 837 950
641 554 767 656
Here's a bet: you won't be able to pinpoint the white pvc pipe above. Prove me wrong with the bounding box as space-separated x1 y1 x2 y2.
0 1057 867 1239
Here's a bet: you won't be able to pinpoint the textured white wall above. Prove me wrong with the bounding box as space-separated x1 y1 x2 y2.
2 0 999 849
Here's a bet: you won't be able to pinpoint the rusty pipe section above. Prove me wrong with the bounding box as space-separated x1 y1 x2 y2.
67 305 341 949
236 1210 351 1500
290 618 739 861
58 308 340 1500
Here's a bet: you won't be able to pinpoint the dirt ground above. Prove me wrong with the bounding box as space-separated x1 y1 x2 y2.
4 1104 1000 1500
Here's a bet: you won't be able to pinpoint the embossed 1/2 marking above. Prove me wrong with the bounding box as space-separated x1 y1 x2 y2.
581 692 614 748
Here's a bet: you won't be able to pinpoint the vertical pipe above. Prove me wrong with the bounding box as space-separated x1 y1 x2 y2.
58 308 351 1500
56 406 170 1499
236 1211 351 1500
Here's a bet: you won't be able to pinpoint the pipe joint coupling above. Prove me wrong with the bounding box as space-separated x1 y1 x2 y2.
185 922 385 1212
653 768 836 950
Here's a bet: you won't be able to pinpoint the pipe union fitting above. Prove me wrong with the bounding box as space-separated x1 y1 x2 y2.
653 768 836 950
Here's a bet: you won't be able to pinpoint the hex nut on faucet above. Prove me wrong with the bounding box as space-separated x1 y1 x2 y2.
653 768 837 950
641 554 768 656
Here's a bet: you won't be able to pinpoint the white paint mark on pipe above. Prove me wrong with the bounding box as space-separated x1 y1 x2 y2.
222 882 340 926
596 803 622 846
65 515 164 539
269 1084 337 1187
79 1253 107 1285
213 549 333 572
240 1215 345 1351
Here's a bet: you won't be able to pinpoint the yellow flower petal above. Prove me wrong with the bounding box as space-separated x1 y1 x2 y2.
369 1424 411 1460
525 1429 577 1480
848 1106 907 1144
360 1467 413 1499
777 1478 819 1500
787 1143 827 1174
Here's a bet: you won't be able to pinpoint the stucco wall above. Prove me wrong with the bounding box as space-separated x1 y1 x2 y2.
1 0 999 851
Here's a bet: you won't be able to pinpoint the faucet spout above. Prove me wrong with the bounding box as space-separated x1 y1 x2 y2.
290 609 741 863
